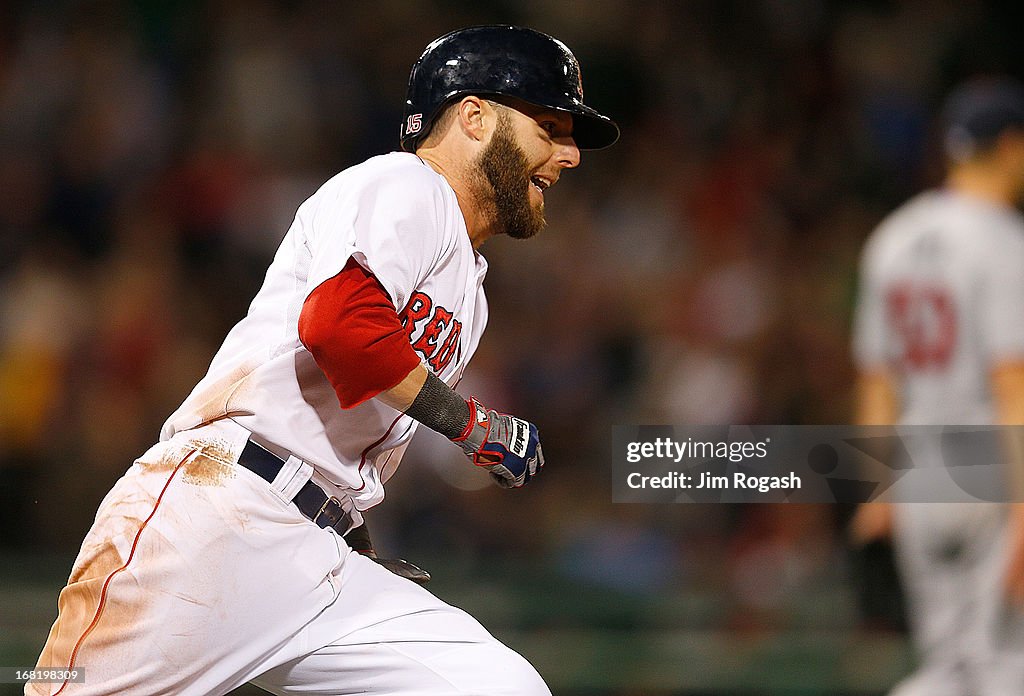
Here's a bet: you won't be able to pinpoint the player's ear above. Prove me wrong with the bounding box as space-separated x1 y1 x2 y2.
456 96 489 143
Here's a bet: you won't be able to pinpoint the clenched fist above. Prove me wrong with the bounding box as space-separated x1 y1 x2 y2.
452 398 544 488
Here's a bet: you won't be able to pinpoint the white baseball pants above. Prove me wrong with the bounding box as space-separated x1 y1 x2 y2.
890 503 1024 696
27 420 550 695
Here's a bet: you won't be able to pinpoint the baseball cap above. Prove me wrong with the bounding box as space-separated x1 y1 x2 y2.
943 76 1024 160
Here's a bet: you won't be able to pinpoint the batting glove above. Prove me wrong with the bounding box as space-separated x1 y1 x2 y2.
452 398 544 488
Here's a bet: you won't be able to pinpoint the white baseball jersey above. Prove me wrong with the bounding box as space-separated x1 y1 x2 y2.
160 152 489 511
852 188 1024 696
29 153 549 696
853 188 1024 425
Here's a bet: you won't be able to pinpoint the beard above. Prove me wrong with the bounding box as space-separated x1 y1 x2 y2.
475 112 546 240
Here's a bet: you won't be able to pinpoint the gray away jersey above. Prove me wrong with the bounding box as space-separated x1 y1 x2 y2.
853 189 1024 425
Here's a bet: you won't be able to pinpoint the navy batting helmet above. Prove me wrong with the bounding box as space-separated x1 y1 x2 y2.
943 76 1024 160
400 25 620 152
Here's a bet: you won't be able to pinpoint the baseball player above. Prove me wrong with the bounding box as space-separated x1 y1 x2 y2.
27 26 617 696
851 77 1024 695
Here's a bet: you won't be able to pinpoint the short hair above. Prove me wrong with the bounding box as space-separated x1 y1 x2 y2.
415 98 513 151
415 101 459 150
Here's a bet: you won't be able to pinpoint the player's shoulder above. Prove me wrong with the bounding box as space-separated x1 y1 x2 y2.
327 152 451 201
864 189 1024 267
876 190 945 233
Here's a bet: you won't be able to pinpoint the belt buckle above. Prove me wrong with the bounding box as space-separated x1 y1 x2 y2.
314 496 346 530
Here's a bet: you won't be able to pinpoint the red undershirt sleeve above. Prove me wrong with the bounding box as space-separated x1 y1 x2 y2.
298 259 422 409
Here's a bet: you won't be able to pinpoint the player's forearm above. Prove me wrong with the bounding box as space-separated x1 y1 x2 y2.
381 364 542 486
851 369 899 537
381 363 471 439
376 363 430 413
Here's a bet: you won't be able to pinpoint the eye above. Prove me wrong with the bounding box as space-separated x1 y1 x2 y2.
540 121 557 136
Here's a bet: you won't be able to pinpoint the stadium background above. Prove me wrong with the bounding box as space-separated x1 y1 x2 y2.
1 0 1021 693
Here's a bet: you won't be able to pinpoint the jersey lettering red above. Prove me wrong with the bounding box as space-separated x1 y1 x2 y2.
401 292 432 340
885 283 957 370
429 319 462 373
413 305 453 356
401 293 461 374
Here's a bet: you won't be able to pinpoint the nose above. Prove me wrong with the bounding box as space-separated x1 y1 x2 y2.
556 137 581 169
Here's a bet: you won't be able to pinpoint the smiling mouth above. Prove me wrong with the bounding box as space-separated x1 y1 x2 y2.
530 175 551 196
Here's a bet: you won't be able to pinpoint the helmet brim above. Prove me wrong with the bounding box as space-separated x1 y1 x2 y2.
567 103 620 150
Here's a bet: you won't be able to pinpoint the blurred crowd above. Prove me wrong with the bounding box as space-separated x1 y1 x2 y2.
1 0 1021 638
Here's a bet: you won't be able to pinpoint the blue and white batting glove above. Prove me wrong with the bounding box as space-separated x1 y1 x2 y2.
452 398 544 488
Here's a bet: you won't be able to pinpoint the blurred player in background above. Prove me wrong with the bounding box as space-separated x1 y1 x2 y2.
851 77 1024 695
26 25 616 696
